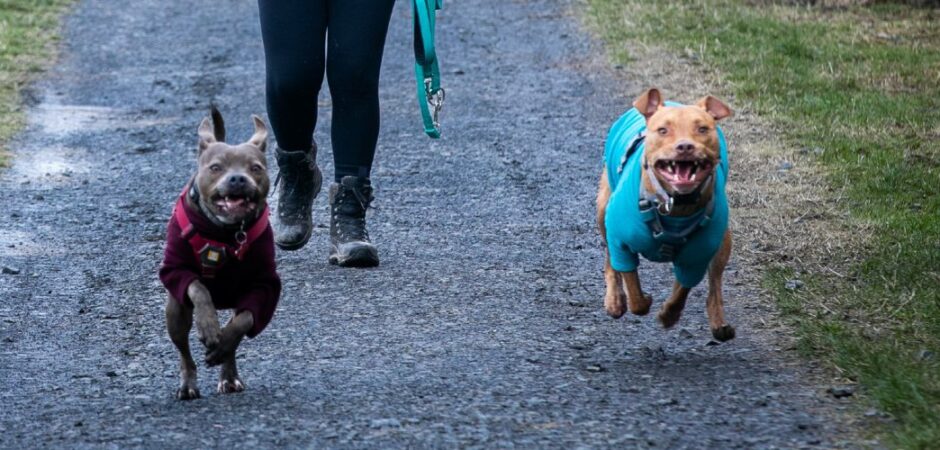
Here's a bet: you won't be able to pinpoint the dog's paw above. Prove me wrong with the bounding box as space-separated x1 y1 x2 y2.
657 307 682 329
176 386 201 401
629 292 653 316
195 317 222 349
711 324 736 342
604 292 627 318
217 378 246 394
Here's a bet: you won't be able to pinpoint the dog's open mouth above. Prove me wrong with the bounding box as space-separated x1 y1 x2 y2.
212 195 259 218
654 159 714 191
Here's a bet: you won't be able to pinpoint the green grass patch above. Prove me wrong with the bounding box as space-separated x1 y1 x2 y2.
0 0 73 167
586 1 940 448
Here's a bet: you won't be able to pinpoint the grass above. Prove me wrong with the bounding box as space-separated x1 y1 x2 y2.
585 0 940 448
0 0 73 167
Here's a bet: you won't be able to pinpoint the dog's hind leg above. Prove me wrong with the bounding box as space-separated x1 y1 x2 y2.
166 295 200 400
598 169 628 318
218 355 245 394
706 229 735 341
208 311 253 393
657 281 690 328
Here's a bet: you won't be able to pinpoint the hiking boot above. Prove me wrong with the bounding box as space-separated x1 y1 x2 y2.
328 176 379 267
273 144 322 250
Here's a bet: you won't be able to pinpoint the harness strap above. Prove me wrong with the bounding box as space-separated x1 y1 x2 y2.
638 168 716 262
173 187 269 278
414 0 444 138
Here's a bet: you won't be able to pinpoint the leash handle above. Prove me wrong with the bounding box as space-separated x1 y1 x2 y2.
414 0 443 138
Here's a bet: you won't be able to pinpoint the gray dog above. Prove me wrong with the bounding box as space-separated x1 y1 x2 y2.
159 108 281 400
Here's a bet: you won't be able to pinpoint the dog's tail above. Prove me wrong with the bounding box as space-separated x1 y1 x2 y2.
210 105 226 142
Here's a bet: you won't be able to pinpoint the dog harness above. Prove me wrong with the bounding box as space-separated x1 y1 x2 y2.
172 185 270 279
603 104 729 288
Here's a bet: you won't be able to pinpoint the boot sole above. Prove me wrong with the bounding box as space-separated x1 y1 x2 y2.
275 228 312 251
329 245 379 268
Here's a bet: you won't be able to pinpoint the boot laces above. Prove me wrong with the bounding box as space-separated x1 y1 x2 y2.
333 184 373 242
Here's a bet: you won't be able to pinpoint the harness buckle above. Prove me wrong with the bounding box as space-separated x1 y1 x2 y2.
425 78 445 130
658 196 673 215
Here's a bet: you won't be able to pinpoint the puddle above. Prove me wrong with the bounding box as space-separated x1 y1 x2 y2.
11 145 93 181
31 103 175 135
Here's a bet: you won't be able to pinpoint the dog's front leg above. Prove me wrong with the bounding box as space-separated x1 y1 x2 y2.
206 311 254 370
603 251 628 318
706 230 735 341
166 295 199 400
658 281 691 329
187 281 221 350
621 271 652 315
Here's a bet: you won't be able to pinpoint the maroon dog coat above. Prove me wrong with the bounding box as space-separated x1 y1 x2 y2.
159 188 280 338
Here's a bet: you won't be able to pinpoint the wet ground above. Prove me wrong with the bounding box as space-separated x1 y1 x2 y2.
0 0 860 447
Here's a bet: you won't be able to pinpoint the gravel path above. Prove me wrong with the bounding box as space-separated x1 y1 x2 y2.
0 0 856 447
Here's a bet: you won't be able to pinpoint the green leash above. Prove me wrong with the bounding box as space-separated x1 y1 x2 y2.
413 0 444 138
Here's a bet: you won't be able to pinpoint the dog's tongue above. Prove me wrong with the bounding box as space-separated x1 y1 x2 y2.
224 197 247 209
675 161 694 181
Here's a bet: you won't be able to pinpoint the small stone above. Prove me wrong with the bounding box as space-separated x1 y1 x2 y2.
679 329 694 339
705 340 721 346
370 418 401 429
33 194 44 201
74 421 83 427
2 266 20 275
777 161 793 171
106 371 118 378
827 385 855 398
585 364 605 373
784 279 803 291
655 398 678 406
916 349 934 361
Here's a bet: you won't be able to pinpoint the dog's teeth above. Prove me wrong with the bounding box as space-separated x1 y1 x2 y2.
691 173 697 181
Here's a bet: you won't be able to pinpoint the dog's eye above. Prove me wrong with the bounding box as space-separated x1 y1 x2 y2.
698 126 709 134
251 164 264 172
657 127 668 136
210 164 223 173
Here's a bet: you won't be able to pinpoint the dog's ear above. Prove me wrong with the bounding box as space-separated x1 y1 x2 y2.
248 115 268 152
695 96 733 121
633 88 662 120
197 107 226 154
197 118 216 154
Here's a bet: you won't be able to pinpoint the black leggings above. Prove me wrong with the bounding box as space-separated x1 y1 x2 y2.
258 0 396 181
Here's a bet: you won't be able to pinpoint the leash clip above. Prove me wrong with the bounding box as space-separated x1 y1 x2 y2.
425 78 445 131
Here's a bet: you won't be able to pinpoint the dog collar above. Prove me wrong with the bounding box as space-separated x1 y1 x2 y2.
173 185 269 278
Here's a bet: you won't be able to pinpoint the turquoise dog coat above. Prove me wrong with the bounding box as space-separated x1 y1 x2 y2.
603 104 729 288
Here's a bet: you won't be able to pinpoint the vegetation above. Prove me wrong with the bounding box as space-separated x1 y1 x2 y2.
0 0 73 166
587 1 940 447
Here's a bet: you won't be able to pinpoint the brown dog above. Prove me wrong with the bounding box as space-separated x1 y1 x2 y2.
159 108 281 400
597 88 735 341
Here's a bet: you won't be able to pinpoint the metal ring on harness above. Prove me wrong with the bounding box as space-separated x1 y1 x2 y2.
414 0 444 138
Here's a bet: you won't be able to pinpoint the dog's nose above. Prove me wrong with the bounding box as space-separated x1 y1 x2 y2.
674 140 696 153
228 174 248 188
